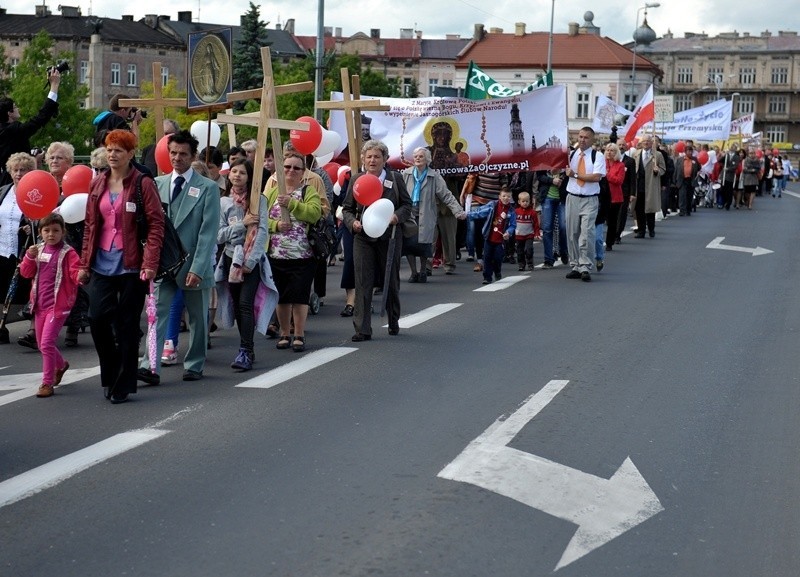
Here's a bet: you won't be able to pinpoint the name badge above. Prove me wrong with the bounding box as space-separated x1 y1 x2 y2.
383 180 392 189
187 187 201 198
39 252 52 263
228 216 239 225
126 202 137 212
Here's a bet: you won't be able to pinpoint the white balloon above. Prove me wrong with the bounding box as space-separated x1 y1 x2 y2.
361 198 394 238
333 182 342 196
191 120 221 152
60 193 88 224
335 206 344 220
337 165 350 180
315 151 334 166
313 128 342 157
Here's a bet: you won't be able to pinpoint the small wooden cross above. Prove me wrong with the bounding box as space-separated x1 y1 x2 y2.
118 62 185 153
316 69 390 171
216 47 313 213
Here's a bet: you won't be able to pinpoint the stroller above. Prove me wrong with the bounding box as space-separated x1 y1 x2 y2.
693 172 715 209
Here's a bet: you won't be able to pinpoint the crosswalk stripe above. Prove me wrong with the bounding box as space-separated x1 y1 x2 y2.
0 428 169 509
236 347 358 389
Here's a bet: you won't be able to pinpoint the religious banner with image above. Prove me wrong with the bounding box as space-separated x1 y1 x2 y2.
187 28 233 110
327 86 568 174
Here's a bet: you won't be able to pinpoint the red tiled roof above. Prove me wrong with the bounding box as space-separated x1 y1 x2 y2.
457 31 659 73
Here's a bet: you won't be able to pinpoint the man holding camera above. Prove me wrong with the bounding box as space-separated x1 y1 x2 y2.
0 69 61 186
92 93 143 147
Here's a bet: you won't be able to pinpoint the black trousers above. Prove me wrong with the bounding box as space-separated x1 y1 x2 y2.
353 229 401 336
88 272 147 395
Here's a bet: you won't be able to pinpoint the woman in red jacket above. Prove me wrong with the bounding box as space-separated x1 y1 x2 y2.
604 143 626 251
78 130 164 404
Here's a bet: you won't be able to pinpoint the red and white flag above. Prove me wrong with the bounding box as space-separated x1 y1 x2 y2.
622 84 654 144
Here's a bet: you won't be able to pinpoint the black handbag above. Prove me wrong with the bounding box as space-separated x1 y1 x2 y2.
307 215 337 260
134 173 188 281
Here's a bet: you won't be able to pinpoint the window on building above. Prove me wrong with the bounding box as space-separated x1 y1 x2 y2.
707 67 724 82
428 78 438 96
402 78 412 97
675 95 693 112
768 95 788 114
677 67 693 84
737 95 755 115
704 94 716 105
576 91 589 119
80 60 89 84
766 125 786 143
110 62 120 86
739 67 756 85
161 67 169 87
623 89 638 111
127 64 137 87
441 79 453 87
771 67 788 84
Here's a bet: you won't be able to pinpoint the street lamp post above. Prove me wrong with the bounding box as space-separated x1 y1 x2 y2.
546 0 555 73
731 92 741 146
630 2 659 110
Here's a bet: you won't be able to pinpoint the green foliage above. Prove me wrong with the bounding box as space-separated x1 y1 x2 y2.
0 44 12 96
11 31 93 154
233 2 271 91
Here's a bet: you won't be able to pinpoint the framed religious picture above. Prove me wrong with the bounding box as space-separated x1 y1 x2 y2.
187 28 233 110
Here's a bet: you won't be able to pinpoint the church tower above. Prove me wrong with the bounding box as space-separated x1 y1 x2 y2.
509 104 525 155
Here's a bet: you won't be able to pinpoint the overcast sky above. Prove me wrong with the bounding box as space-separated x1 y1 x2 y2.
6 0 800 46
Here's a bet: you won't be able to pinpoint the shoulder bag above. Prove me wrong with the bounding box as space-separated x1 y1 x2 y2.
135 173 188 281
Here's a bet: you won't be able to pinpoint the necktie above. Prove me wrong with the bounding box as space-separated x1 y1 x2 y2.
576 151 586 187
171 175 185 202
644 151 650 164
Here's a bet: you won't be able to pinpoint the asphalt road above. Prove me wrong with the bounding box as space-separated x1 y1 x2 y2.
2 188 799 576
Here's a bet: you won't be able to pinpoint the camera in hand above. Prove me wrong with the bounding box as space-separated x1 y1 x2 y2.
128 107 147 121
46 60 70 75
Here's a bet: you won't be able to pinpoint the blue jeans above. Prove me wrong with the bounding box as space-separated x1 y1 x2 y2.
482 240 504 282
595 223 605 262
541 197 567 264
165 288 185 346
466 206 486 260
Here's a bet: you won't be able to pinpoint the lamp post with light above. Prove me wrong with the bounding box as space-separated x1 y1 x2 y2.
630 2 659 110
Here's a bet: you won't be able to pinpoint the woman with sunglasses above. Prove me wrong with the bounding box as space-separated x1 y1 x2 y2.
263 151 321 352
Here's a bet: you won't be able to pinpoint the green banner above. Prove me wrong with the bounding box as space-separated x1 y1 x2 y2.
464 61 553 100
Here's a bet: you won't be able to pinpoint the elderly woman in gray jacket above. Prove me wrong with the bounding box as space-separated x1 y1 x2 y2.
401 147 466 283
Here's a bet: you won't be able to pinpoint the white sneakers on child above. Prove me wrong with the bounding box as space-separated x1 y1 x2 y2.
161 339 178 365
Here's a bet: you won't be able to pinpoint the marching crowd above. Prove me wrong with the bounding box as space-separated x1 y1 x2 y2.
0 77 791 404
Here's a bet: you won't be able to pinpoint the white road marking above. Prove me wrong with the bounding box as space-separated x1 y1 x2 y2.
0 428 169 509
438 380 663 571
381 303 462 329
706 236 773 256
236 347 357 389
474 275 528 292
0 366 101 407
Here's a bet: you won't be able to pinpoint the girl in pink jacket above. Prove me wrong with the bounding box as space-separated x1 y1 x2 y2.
20 213 81 398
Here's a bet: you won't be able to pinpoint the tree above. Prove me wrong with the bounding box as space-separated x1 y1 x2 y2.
11 31 93 154
0 44 12 96
233 2 271 92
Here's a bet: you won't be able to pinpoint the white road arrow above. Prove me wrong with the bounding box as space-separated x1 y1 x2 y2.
438 380 663 571
707 236 773 256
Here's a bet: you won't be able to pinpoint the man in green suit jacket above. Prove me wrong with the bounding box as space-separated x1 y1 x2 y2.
139 130 220 383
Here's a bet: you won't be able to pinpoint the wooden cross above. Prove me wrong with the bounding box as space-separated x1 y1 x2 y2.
216 46 313 213
316 69 390 171
118 62 185 154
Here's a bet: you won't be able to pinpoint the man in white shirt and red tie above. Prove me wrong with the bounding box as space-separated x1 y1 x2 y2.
564 126 606 282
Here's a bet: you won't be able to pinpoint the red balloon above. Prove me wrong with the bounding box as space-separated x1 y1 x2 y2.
289 116 323 155
61 164 94 196
674 141 686 154
352 174 383 207
772 148 780 156
155 135 172 174
16 170 59 220
322 162 341 184
756 149 764 158
697 151 709 165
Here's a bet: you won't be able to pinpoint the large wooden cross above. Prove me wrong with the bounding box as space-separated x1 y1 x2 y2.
216 47 313 213
118 62 185 152
316 69 390 171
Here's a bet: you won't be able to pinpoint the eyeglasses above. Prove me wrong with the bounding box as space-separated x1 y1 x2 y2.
283 165 304 171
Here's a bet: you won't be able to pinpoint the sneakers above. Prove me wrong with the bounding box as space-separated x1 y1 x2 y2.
566 270 582 279
161 339 178 365
18 331 37 350
596 259 604 271
543 262 554 269
518 264 525 271
231 348 254 371
36 383 54 398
